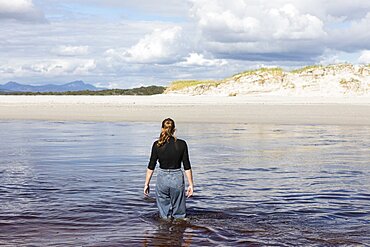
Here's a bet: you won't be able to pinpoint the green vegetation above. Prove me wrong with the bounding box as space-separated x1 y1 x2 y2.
339 79 347 85
166 68 286 91
291 65 323 74
339 78 361 92
166 80 221 91
0 85 166 95
327 63 354 70
339 78 360 85
231 67 284 81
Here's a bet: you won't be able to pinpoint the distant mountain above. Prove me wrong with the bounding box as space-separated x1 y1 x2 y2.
0 80 106 92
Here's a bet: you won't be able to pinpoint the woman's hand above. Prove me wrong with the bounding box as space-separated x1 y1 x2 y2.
186 185 193 198
144 184 150 196
184 169 194 198
144 169 154 197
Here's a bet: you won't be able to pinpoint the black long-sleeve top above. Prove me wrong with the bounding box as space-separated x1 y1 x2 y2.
148 136 191 170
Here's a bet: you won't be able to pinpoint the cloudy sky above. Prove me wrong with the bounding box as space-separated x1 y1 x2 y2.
1 0 370 88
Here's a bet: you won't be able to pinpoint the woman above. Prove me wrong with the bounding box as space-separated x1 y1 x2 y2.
144 118 194 220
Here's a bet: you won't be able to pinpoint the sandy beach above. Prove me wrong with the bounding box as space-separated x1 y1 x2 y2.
1 95 370 125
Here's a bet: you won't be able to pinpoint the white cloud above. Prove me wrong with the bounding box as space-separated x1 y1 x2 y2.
103 26 187 66
268 4 326 40
318 49 346 65
330 13 370 51
294 0 370 20
0 17 194 86
190 1 326 42
52 45 89 56
180 53 227 67
188 0 328 62
0 59 96 78
119 26 184 64
0 0 45 22
58 0 189 18
358 50 370 64
93 81 121 89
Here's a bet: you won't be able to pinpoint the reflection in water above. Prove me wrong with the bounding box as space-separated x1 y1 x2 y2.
142 217 193 247
0 120 369 246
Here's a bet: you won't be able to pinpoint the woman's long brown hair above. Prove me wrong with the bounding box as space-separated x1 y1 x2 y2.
157 118 177 147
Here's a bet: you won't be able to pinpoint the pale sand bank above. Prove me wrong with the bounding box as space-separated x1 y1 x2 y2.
1 95 370 125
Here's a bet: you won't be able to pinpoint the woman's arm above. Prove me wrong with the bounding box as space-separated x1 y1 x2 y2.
182 141 193 198
144 168 154 196
145 141 157 196
185 169 194 198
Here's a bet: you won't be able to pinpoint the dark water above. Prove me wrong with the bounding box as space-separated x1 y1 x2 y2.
0 120 369 246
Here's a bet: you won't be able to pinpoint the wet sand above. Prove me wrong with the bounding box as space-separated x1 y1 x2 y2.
1 95 370 125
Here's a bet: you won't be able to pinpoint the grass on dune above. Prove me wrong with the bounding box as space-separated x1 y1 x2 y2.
167 68 285 91
230 67 284 81
166 80 221 91
291 65 323 74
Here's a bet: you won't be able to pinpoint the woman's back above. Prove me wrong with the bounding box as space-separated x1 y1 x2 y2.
148 136 191 170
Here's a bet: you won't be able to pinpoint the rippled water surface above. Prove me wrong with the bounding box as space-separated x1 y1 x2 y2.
0 120 369 246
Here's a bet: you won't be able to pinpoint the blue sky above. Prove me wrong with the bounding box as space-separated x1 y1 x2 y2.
1 0 370 88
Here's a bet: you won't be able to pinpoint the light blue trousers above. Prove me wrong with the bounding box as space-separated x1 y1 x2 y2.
156 168 186 219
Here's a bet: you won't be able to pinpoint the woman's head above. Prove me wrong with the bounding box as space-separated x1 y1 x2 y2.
157 118 176 147
161 118 175 132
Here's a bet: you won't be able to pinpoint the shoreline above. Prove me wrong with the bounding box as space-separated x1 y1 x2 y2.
1 95 370 125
